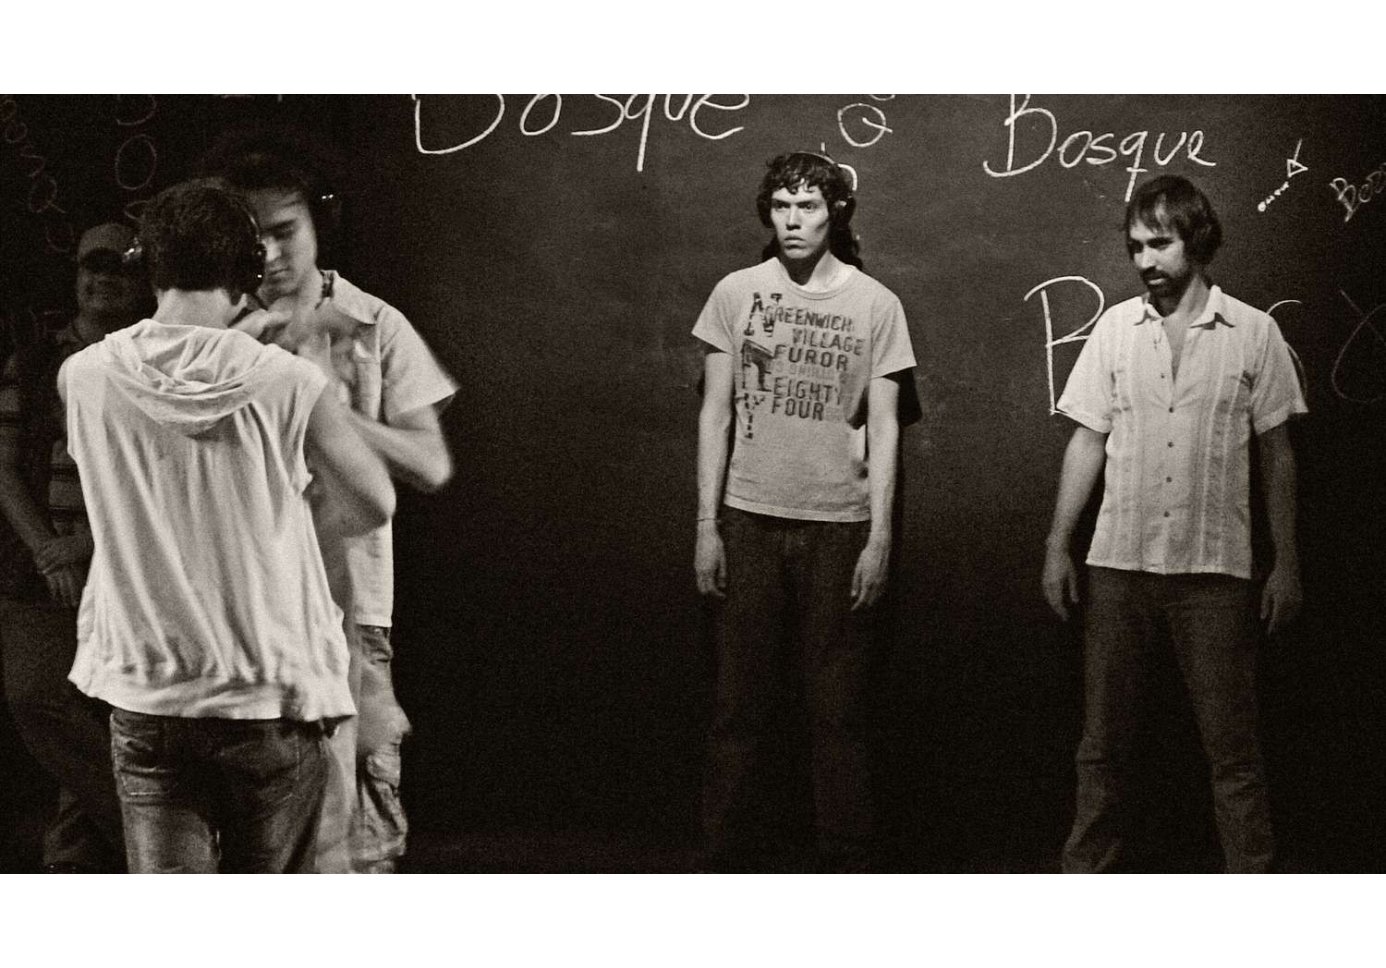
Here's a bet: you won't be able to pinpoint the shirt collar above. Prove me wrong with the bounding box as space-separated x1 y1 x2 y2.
1135 284 1233 329
321 270 377 328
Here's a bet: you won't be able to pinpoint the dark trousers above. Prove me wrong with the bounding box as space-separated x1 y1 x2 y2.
702 508 881 869
110 708 329 873
1063 567 1274 873
0 600 124 870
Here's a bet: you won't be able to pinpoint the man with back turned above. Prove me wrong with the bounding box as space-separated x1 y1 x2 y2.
1042 174 1306 873
60 179 394 872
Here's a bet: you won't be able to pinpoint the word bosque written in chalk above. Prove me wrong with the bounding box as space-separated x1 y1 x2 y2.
413 95 750 174
983 94 1217 202
1329 161 1386 224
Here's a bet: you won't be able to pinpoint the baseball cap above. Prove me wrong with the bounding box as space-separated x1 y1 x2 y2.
77 222 135 262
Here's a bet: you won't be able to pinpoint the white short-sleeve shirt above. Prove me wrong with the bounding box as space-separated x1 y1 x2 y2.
1057 285 1307 579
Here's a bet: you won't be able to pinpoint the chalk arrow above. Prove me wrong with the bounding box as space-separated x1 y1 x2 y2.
1286 139 1308 179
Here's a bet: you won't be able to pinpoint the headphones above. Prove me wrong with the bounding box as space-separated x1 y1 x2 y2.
122 184 266 299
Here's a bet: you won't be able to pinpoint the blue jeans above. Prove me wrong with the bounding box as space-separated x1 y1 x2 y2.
349 624 410 870
1064 567 1274 873
703 508 883 870
317 623 410 873
110 708 329 873
1 600 124 870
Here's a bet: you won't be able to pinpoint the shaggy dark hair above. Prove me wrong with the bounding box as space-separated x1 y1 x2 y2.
756 151 863 270
1125 174 1223 265
138 179 262 296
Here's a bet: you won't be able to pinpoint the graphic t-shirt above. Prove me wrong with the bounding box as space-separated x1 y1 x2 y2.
692 258 916 522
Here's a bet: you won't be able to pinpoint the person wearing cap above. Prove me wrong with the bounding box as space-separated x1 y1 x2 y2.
0 221 149 871
692 152 918 872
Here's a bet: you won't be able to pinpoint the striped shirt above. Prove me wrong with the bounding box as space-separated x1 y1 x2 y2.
0 321 93 539
1057 286 1307 579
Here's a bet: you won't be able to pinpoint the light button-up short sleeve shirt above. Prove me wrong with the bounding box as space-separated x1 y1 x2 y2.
1057 285 1307 579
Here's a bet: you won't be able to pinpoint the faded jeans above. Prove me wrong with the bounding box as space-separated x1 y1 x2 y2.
110 708 329 873
317 623 410 873
1064 567 1274 873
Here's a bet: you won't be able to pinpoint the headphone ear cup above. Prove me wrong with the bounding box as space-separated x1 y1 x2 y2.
834 196 855 226
313 193 342 236
245 240 266 296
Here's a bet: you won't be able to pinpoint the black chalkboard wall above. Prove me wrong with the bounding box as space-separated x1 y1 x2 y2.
3 95 1384 870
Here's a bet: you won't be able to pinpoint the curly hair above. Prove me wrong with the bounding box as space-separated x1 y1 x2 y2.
756 152 863 269
138 179 263 296
1125 174 1223 265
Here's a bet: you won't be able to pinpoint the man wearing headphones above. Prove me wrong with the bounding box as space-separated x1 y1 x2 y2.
693 152 917 872
201 131 456 873
59 179 394 872
1042 175 1306 872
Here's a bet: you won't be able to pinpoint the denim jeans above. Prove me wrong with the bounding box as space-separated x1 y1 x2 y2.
316 623 410 873
1063 567 1274 873
1 600 124 870
110 708 329 873
703 507 883 870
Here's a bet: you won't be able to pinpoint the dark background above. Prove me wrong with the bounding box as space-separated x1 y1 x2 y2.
2 94 1384 871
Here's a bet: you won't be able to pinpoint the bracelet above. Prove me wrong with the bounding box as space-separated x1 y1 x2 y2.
697 514 719 523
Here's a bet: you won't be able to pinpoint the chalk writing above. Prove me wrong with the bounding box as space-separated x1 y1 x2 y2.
1332 291 1386 403
1328 161 1386 223
983 95 1217 202
1030 276 1311 411
1025 275 1106 413
1258 139 1309 212
0 95 74 253
413 94 750 173
838 101 892 149
114 94 157 128
113 96 158 223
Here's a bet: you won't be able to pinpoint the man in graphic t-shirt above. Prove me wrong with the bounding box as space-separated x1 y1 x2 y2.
692 151 918 872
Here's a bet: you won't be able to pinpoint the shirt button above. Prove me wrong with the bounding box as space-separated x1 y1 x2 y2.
1166 476 1173 483
1168 441 1174 447
1168 406 1174 413
1164 511 1170 517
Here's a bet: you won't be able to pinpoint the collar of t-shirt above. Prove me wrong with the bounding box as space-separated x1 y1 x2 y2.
770 257 860 300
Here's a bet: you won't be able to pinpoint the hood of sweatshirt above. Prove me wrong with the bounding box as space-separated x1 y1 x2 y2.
98 319 290 437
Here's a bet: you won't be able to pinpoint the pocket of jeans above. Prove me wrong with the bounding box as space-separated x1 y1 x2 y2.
243 721 311 809
359 745 407 841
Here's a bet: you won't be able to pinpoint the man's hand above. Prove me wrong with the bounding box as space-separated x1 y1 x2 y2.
33 533 91 574
43 563 85 608
850 534 890 611
1043 542 1080 621
694 521 726 598
1261 564 1303 636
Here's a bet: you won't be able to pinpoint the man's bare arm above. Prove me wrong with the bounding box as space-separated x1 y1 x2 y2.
1257 422 1302 635
851 375 902 611
694 351 733 598
1042 425 1108 621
